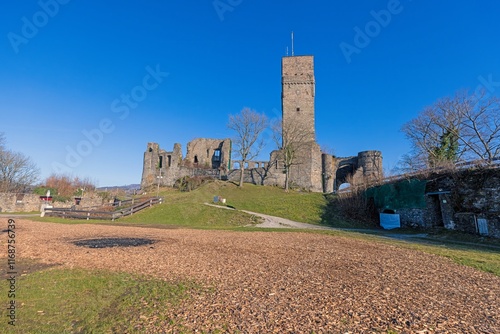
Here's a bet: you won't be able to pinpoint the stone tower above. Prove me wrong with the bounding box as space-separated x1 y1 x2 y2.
281 55 322 192
282 55 316 142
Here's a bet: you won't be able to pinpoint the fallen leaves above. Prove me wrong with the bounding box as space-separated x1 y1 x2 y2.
7 219 500 333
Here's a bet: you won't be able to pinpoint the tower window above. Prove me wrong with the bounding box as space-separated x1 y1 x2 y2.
214 149 221 162
296 107 301 112
158 156 163 168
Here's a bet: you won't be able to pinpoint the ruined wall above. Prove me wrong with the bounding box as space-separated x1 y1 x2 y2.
185 138 231 170
141 139 231 189
227 168 281 187
0 193 42 212
141 142 183 189
321 151 383 193
0 193 104 213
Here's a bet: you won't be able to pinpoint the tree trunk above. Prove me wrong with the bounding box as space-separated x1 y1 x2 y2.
239 165 245 187
284 167 290 192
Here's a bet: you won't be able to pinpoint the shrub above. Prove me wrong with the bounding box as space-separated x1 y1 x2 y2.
174 176 213 192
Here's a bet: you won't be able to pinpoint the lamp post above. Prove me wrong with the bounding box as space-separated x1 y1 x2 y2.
156 168 163 198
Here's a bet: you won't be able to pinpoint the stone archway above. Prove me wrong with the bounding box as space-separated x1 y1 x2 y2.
335 163 355 191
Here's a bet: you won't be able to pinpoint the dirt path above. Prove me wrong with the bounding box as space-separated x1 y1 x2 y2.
2 218 498 333
205 203 333 229
240 210 334 229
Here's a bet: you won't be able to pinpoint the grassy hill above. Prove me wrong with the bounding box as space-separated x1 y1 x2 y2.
120 181 324 228
35 180 373 229
117 181 373 229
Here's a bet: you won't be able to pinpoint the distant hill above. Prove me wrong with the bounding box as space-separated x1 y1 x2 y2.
97 184 141 193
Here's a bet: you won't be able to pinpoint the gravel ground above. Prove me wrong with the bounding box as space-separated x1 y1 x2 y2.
3 219 499 333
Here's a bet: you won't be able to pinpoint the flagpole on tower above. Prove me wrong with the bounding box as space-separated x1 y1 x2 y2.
291 31 294 56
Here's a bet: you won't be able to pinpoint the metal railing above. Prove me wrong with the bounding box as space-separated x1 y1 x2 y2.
338 157 500 193
380 157 500 184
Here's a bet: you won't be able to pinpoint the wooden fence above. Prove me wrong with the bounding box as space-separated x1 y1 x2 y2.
44 197 163 221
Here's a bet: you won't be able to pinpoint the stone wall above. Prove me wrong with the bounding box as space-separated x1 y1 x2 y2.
443 169 500 238
397 196 442 229
0 193 42 212
0 193 105 213
185 138 231 170
321 151 383 193
286 142 323 192
141 139 230 189
369 168 500 238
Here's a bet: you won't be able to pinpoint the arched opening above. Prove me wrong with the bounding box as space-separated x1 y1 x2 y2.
335 162 356 191
338 183 351 192
158 156 163 168
167 155 172 167
194 155 199 165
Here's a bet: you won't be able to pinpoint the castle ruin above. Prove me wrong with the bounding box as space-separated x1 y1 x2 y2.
141 55 383 192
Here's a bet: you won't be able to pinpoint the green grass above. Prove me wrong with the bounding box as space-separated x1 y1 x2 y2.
196 181 375 228
214 182 326 224
33 181 500 276
0 266 195 333
33 181 375 228
413 243 500 275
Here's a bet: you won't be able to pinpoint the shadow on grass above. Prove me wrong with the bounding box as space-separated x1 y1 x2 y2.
0 258 57 279
319 193 380 230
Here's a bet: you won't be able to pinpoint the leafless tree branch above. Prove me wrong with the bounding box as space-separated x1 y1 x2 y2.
227 108 268 187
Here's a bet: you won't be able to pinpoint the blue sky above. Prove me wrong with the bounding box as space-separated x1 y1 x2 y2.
1 0 499 186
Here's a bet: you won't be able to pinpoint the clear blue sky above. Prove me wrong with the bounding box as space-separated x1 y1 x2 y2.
1 1 499 186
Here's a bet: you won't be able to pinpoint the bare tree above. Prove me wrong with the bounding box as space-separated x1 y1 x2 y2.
0 133 5 151
0 134 40 192
227 108 268 187
460 91 500 162
272 115 314 191
400 90 500 171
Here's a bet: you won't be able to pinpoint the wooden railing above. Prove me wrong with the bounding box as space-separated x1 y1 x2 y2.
44 197 163 221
